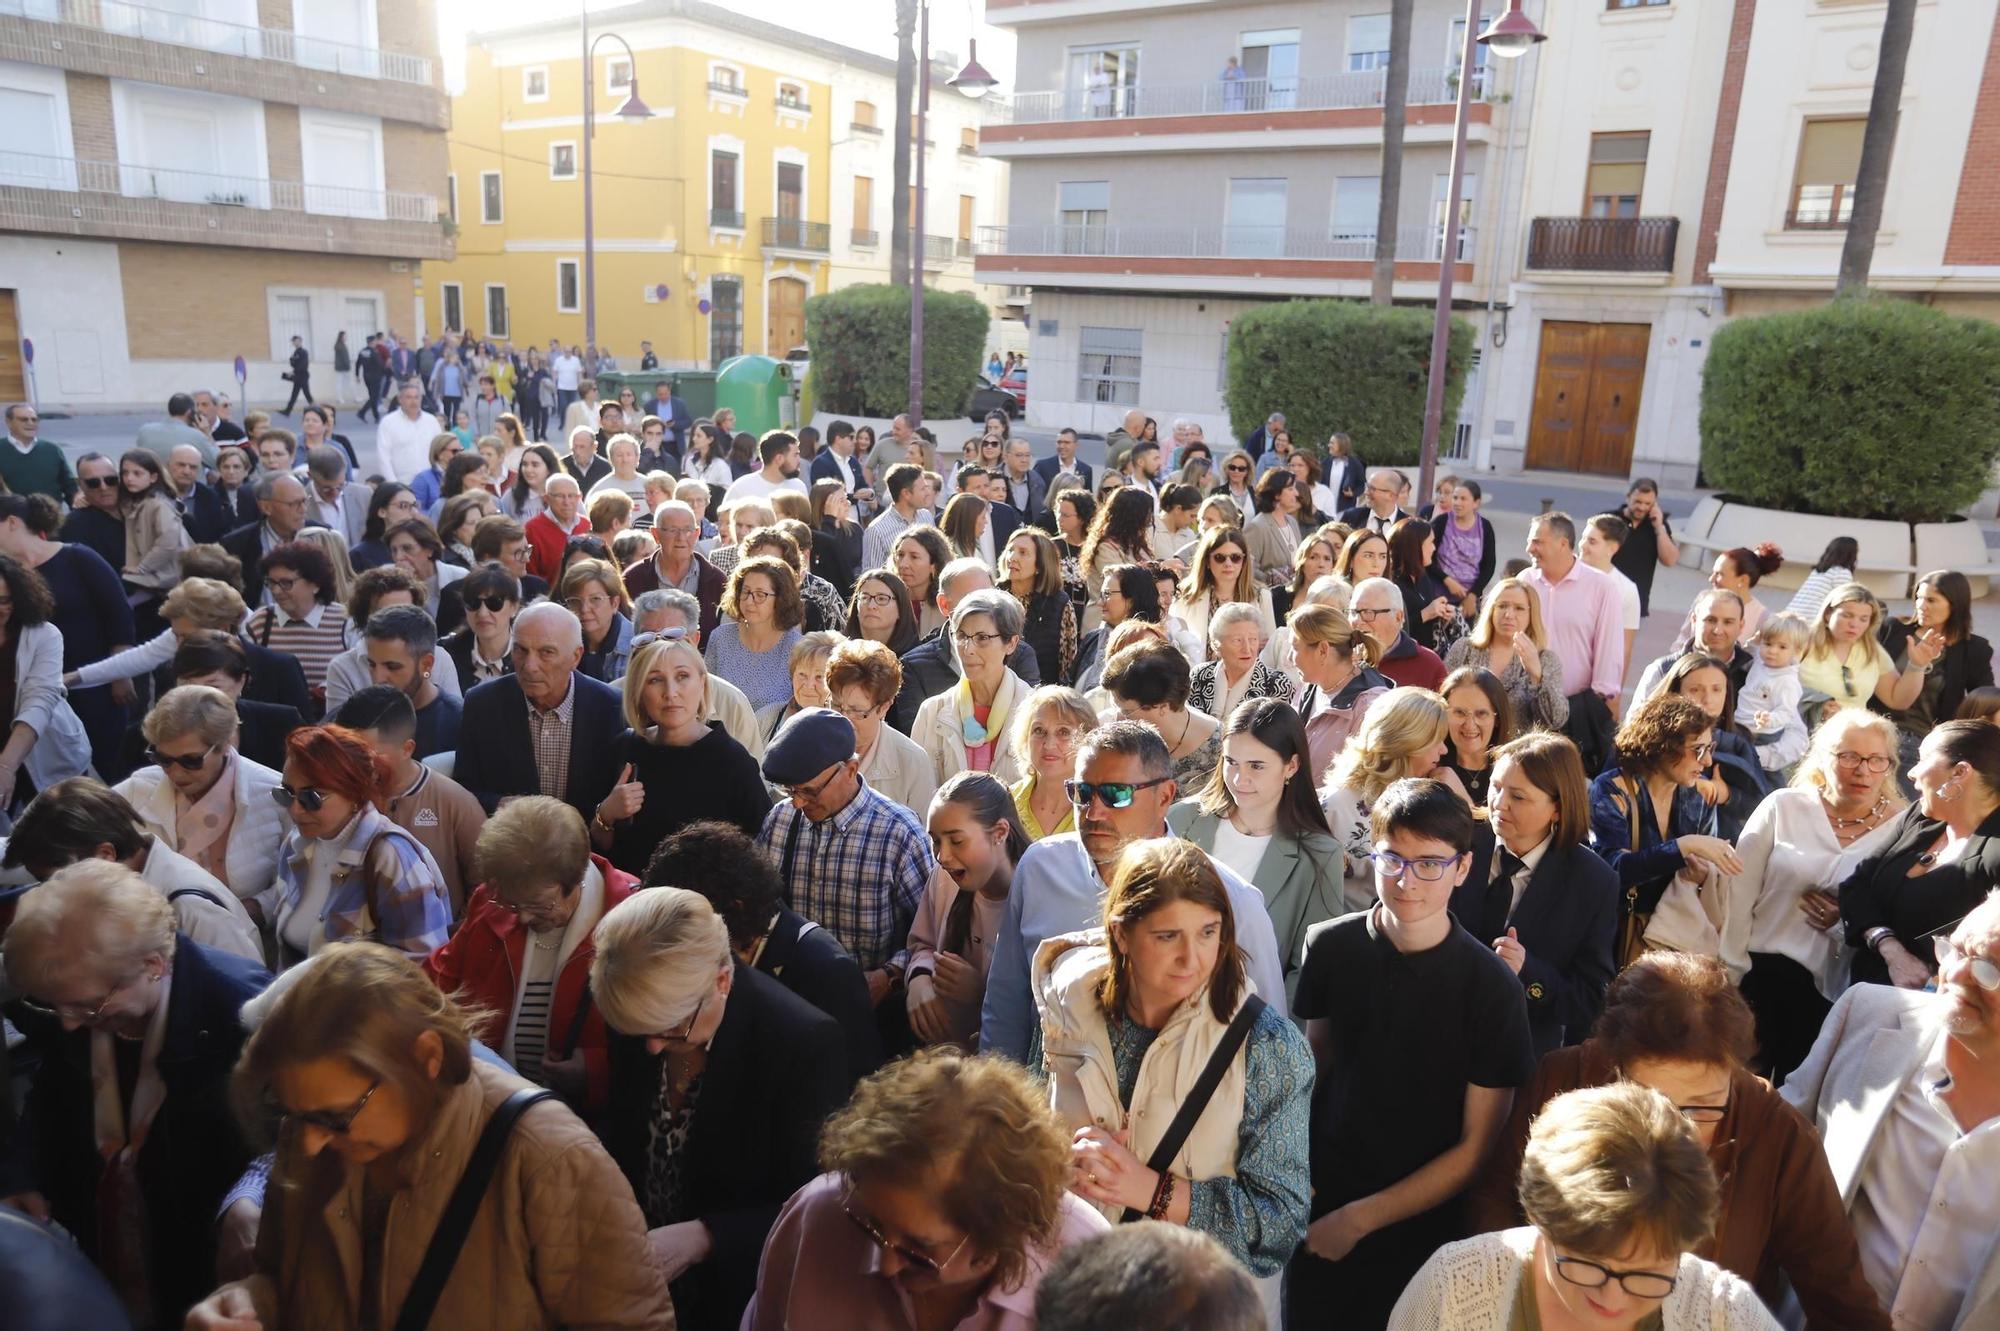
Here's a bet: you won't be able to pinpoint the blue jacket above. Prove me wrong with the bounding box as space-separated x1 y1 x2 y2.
456 671 627 819
1587 767 1717 914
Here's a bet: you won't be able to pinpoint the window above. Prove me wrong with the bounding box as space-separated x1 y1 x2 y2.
606 56 632 96
1790 117 1866 228
485 285 509 339
446 172 457 223
1058 180 1108 254
1078 327 1142 405
1447 16 1493 95
852 175 874 242
1225 178 1287 258
710 275 743 364
440 282 463 333
1585 132 1649 218
291 0 380 78
709 63 744 94
958 194 975 241
549 141 576 180
777 82 807 109
556 259 580 313
298 108 385 219
711 149 741 226
480 170 502 223
1241 28 1300 110
110 82 266 206
1348 14 1391 71
853 99 879 131
0 63 75 190
777 160 804 220
1608 0 1671 8
1432 172 1478 260
1067 46 1139 119
1333 175 1381 255
523 66 549 102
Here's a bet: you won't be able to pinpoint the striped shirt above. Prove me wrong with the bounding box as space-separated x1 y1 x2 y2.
756 778 934 973
245 601 350 695
510 932 563 1081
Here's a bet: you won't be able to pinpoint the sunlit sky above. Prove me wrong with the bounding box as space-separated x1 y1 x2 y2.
434 0 1018 94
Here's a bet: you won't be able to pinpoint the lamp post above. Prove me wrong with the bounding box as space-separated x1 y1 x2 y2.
1416 0 1542 501
582 8 653 353
906 18 997 425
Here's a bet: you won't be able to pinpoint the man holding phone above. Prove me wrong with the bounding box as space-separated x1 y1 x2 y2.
1610 478 1680 617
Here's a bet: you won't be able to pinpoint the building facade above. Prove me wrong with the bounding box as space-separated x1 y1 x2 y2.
430 0 1012 371
0 0 451 411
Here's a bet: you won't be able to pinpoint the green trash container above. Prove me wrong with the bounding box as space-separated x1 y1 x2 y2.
713 356 794 437
595 369 674 404
673 370 718 420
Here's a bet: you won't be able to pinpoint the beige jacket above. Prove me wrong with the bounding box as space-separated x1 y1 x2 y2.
912 667 1030 789
123 493 191 590
253 1059 674 1331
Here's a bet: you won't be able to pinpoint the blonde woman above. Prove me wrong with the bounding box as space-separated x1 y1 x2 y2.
1321 687 1463 908
1265 572 1352 690
756 629 844 740
1444 575 1569 731
1799 581 1936 720
296 525 358 609
1170 526 1276 666
914 589 1032 785
1009 685 1097 841
1288 603 1391 786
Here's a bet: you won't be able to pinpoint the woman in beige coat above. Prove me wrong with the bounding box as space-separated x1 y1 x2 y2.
913 588 1033 787
184 943 672 1331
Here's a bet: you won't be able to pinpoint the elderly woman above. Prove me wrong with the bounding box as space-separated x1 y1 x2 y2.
1243 468 1303 588
592 887 848 1330
907 773 1028 1048
823 637 934 815
589 432 650 503
594 636 772 875
438 490 497 566
1799 582 1936 719
1001 527 1078 688
423 796 637 1115
185 943 671 1331
1320 687 1463 910
1464 955 1883 1331
913 588 1033 786
440 563 520 686
0 553 90 809
1189 600 1295 720
245 539 351 699
1003 685 1093 844
4 860 268 1330
386 518 468 635
1409 1082 1776 1331
1104 640 1223 788
1287 603 1391 787
114 684 290 911
891 525 953 640
1033 837 1312 1292
1439 666 1515 808
1721 710 1905 1080
349 481 424 571
755 629 841 740
1444 575 1568 732
705 554 805 711
270 724 454 966
1837 716 2000 991
1170 526 1277 667
844 567 922 658
558 556 633 683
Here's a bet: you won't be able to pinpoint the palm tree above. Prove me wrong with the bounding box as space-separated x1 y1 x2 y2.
1371 0 1414 306
890 0 916 288
1836 0 1916 295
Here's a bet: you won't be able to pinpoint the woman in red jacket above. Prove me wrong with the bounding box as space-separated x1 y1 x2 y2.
424 794 637 1114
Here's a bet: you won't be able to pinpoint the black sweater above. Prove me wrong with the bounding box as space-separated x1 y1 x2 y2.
607 723 774 875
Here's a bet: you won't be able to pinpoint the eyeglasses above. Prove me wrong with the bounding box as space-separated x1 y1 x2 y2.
469 594 515 614
1552 1254 1678 1301
1064 776 1172 810
654 995 709 1044
856 592 896 610
146 743 217 771
283 1079 381 1136
20 971 144 1024
1933 934 2000 992
264 575 300 594
782 766 847 803
272 783 326 812
81 475 118 490
1370 850 1467 882
658 525 697 540
1350 607 1395 621
834 701 879 722
1673 1097 1731 1125
1687 742 1716 760
565 593 614 613
1835 751 1893 773
954 630 1006 649
842 1192 969 1277
738 588 776 604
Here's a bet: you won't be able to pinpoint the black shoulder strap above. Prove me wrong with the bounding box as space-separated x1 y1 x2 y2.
1118 994 1266 1224
391 1087 556 1331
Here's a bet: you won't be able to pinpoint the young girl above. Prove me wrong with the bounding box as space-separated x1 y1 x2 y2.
1735 612 1809 773
451 408 475 449
906 771 1027 1049
1784 536 1858 622
117 447 190 595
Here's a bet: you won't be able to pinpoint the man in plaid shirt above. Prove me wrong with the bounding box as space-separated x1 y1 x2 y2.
757 708 935 1015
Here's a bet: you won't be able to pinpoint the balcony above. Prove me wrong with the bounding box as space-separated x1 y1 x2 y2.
709 208 746 230
995 66 1482 126
974 222 1475 293
955 237 975 259
851 227 879 247
776 97 812 113
851 120 883 136
4 0 432 80
921 233 960 265
1525 217 1679 273
708 79 747 96
762 217 830 253
0 150 447 258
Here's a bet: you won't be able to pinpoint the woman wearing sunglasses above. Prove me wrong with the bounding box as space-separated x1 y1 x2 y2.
439 564 520 686
746 1049 1107 1330
1213 450 1256 513
5 860 269 1330
593 886 846 1330
187 942 671 1331
1464 955 1874 1331
269 724 453 968
1168 526 1275 668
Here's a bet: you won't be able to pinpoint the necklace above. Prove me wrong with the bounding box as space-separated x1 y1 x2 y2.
1826 791 1890 832
1174 709 1195 752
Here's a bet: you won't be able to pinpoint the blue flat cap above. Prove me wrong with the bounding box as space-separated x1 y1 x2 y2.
762 708 857 786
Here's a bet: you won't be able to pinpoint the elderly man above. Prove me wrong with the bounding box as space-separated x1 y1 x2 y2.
305 444 369 544
524 473 591 584
979 721 1288 1063
1 402 75 502
864 412 917 484
193 388 244 442
619 499 725 641
887 558 1042 733
1337 469 1413 534
454 602 625 818
374 378 442 484
625 587 763 757
1242 409 1285 462
1350 576 1446 691
1520 511 1627 772
59 451 126 569
1784 891 2000 1331
162 443 226 544
1103 407 1148 474
220 471 316 604
1630 588 1753 706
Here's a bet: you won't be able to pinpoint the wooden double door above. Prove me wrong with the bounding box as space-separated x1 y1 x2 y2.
766 277 806 356
1526 320 1650 476
0 291 24 403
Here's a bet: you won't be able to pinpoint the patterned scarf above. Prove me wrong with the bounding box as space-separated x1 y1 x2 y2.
172 752 237 885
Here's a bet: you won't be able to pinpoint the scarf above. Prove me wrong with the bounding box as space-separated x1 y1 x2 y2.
953 672 1013 748
93 970 172 1328
172 752 237 884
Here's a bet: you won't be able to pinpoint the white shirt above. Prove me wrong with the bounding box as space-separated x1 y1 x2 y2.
553 353 583 391
1209 819 1272 884
376 407 442 485
1852 1031 2000 1330
722 471 809 506
8 434 35 456
1608 565 1642 632
1491 832 1551 920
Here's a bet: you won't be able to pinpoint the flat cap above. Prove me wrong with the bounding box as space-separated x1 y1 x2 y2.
761 707 857 786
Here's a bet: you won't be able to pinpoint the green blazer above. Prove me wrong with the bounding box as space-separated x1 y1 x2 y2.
1167 800 1345 1005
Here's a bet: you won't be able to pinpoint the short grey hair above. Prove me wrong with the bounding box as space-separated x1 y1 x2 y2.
513 599 583 650
939 556 992 603
951 587 1025 642
672 480 709 505
1266 411 1286 426
1304 574 1354 614
652 499 695 527
365 604 438 657
1351 576 1402 615
1207 600 1267 648
544 473 581 497
1035 1224 1263 1331
636 587 696 624
305 445 347 482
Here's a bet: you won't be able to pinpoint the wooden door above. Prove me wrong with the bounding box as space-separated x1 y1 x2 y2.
1525 319 1648 476
766 277 806 355
0 291 23 403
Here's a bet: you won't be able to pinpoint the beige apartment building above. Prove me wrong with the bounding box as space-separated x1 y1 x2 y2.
0 0 452 411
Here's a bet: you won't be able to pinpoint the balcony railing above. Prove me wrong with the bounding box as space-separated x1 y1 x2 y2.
1525 216 1679 273
762 217 830 252
708 79 746 96
709 208 745 229
921 233 959 264
3 0 432 84
976 222 1475 264
851 227 879 247
955 237 975 259
0 149 435 219
850 120 882 135
776 97 812 113
993 65 1482 125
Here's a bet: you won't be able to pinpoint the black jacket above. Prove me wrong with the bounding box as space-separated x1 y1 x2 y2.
1337 503 1414 532
455 671 626 818
888 628 1041 734
60 506 124 572
1840 801 2000 985
757 907 881 1084
1017 589 1073 690
1879 620 1995 725
604 962 846 1331
235 634 314 718
1032 454 1094 495
811 519 864 601
219 519 328 600
0 1205 134 1331
174 482 229 546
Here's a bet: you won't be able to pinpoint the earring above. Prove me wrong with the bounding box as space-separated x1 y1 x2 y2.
1941 779 1964 802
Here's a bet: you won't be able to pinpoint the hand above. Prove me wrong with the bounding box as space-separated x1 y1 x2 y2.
1443 577 1467 599
108 678 137 709
1753 710 1774 732
1650 507 1665 529
1678 835 1743 877
906 974 953 1045
932 950 983 1005
1517 648 1543 684
646 1221 714 1284
184 1281 266 1331
1798 890 1841 933
1879 940 1933 990
1304 1203 1373 1264
1695 775 1728 807
1494 927 1526 974
1424 596 1452 623
1908 629 1945 671
214 1198 261 1283
597 763 643 825
539 1051 587 1104
865 967 895 1007
1070 1125 1155 1214
0 1191 49 1219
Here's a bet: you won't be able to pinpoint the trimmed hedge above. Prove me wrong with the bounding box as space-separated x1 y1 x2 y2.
1223 300 1474 465
804 283 987 420
1699 297 2000 523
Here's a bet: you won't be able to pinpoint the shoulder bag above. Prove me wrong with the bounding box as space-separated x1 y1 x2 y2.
1117 994 1265 1224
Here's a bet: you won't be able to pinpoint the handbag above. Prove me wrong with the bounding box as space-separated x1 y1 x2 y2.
390 1088 555 1331
1117 994 1265 1224
1612 775 1652 969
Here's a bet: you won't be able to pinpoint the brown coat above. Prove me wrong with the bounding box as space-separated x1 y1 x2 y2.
1466 1040 1889 1331
256 1058 675 1331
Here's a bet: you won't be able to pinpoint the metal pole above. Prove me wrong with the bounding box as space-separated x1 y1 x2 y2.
1418 0 1481 502
582 4 597 351
908 0 929 426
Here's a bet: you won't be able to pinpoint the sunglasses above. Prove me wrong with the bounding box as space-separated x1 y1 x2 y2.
842 1193 969 1277
469 594 515 613
272 783 327 812
1064 776 1172 810
81 475 118 490
632 628 691 647
146 743 216 771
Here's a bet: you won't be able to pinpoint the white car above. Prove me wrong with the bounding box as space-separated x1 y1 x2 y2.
785 345 810 382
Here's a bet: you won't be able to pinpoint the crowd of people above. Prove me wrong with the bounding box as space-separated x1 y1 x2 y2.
0 384 1995 1331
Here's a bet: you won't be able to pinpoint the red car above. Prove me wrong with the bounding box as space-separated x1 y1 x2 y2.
999 365 1028 408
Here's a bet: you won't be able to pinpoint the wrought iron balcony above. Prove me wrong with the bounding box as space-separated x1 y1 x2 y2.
776 96 812 113
993 65 1479 125
762 217 830 252
851 227 879 247
1525 217 1679 273
2 0 432 83
975 222 1474 264
709 208 746 230
921 233 959 264
707 79 746 96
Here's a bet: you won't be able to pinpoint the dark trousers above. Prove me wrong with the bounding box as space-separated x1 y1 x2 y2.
556 388 579 424
1288 1209 1453 1331
358 377 385 422
281 374 314 413
440 394 462 427
1741 951 1832 1086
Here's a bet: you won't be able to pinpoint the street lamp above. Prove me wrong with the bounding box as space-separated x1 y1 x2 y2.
1416 0 1544 501
906 16 996 425
582 9 652 353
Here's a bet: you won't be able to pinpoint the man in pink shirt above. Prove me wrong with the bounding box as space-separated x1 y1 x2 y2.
1520 512 1627 774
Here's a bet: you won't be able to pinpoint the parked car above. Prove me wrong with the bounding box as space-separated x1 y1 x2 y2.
785 345 811 383
999 365 1028 408
967 375 1021 421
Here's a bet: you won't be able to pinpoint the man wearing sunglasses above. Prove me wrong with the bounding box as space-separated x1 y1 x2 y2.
1784 892 2000 1331
59 452 127 572
979 720 1287 1064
